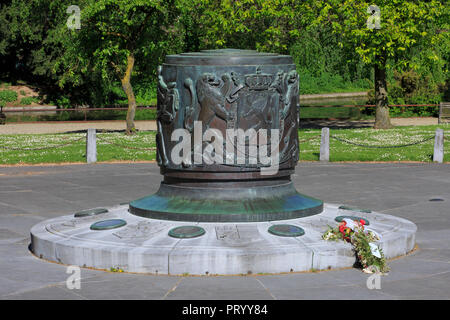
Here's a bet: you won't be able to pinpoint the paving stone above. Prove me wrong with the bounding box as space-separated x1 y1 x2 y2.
256 275 393 300
164 277 273 300
3 285 86 300
50 273 183 300
0 163 449 299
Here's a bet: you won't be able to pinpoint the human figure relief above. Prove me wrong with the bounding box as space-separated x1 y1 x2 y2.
156 66 179 167
269 70 299 163
279 70 299 162
270 70 298 119
183 77 197 132
280 70 299 119
157 66 179 124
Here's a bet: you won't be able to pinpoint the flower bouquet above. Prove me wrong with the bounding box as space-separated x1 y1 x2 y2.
322 218 389 273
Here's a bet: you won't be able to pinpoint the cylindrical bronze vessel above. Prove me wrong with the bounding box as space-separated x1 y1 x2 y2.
129 49 323 222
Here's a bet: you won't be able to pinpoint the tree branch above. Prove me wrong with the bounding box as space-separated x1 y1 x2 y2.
110 61 122 78
105 31 129 40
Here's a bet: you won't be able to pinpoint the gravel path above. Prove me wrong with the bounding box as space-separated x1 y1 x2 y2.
0 120 157 134
390 117 439 126
0 117 440 134
300 117 439 129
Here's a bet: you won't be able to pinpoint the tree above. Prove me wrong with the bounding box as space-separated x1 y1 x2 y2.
312 0 445 128
191 0 308 53
0 0 69 85
58 0 182 134
0 0 117 107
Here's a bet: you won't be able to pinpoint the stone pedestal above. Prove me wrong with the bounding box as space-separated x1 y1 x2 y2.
31 203 417 275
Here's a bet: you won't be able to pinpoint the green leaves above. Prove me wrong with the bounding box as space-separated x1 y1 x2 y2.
352 229 389 273
0 90 18 103
312 0 445 69
194 0 305 53
54 0 183 101
1 0 447 114
322 221 389 273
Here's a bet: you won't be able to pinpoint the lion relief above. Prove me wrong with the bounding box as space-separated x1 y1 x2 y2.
195 73 233 129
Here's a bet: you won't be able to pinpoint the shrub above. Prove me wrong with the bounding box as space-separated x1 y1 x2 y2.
55 96 71 108
20 97 39 105
364 69 443 118
0 90 18 103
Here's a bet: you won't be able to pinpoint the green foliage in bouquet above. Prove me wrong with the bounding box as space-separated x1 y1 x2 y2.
352 229 389 274
322 219 389 273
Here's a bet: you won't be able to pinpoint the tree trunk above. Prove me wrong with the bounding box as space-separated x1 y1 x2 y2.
121 54 137 135
373 54 393 129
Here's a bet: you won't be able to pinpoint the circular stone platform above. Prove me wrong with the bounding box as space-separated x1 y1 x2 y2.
30 204 417 275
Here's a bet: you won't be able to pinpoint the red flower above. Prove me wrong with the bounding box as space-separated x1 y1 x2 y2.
360 219 365 226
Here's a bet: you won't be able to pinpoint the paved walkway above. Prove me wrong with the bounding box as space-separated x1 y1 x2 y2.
300 117 439 129
299 91 368 100
0 117 441 134
0 162 449 299
0 120 157 134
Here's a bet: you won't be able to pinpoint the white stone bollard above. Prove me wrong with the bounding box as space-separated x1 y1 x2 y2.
320 127 330 162
86 128 97 164
433 128 444 163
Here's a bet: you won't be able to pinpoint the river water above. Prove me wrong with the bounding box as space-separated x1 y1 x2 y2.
299 95 370 120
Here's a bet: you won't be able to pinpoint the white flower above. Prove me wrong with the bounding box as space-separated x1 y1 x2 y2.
369 243 382 258
342 218 357 230
365 228 381 240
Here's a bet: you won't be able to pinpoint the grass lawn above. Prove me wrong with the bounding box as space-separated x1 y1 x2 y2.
299 125 449 162
0 125 448 164
0 131 156 164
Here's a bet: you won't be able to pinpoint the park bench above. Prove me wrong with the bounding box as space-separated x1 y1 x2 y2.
439 102 450 124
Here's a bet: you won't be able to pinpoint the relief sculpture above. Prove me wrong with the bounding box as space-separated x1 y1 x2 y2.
280 70 299 161
177 67 299 167
281 70 299 119
196 73 233 130
184 78 197 132
269 69 299 162
236 67 277 132
156 66 179 166
157 66 179 124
